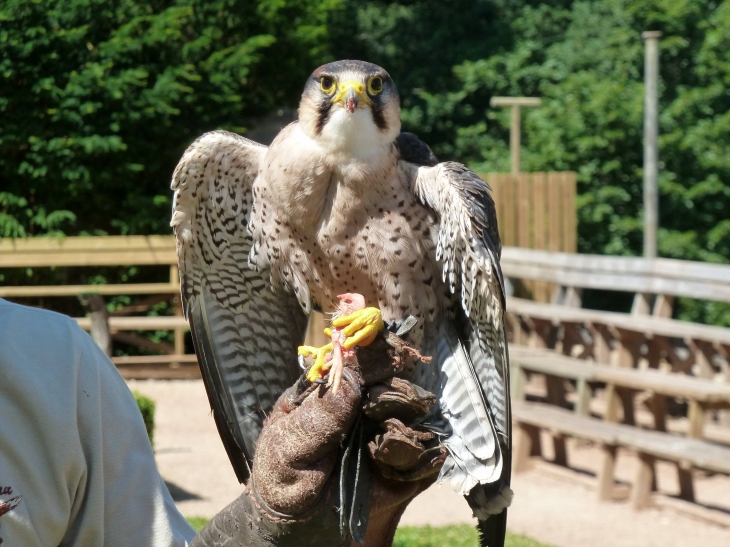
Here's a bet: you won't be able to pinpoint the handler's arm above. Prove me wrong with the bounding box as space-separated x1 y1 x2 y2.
68 329 196 547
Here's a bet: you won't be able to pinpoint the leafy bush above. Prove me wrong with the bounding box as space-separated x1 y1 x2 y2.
133 391 156 446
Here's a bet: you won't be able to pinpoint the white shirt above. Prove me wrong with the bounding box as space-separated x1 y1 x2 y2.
0 299 196 546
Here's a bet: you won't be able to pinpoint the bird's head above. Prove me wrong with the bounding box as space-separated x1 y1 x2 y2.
298 60 401 155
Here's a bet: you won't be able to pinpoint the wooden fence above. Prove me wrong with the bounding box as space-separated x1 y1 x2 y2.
484 172 577 253
483 172 577 301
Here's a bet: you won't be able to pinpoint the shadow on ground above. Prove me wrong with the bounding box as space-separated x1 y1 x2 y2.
165 480 202 502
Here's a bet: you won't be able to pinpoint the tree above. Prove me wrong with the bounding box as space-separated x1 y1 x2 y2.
353 0 729 323
0 0 339 237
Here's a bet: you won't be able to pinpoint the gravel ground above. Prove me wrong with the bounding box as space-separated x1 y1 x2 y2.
128 379 730 547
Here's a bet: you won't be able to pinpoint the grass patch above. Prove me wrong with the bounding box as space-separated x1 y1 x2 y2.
185 519 552 546
393 525 553 547
187 516 209 533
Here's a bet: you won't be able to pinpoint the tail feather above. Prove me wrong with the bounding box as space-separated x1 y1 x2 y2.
477 511 508 547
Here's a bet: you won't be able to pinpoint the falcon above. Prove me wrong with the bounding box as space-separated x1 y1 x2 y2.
171 60 512 546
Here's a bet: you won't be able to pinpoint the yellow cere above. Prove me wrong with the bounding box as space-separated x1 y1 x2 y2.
333 80 372 107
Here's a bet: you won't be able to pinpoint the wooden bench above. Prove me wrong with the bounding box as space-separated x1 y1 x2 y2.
1 236 192 374
513 400 730 508
511 346 730 440
501 247 730 428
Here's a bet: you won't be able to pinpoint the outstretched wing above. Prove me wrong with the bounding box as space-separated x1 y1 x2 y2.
171 130 308 482
406 161 511 544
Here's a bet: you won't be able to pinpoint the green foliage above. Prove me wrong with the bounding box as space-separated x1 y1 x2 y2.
393 525 553 547
393 0 730 267
335 0 730 324
3 0 730 324
133 390 156 446
0 0 340 237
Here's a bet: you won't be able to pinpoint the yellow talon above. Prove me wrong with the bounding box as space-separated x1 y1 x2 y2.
299 343 334 383
331 307 385 350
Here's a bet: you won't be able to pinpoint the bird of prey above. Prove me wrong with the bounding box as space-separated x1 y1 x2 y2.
171 60 511 546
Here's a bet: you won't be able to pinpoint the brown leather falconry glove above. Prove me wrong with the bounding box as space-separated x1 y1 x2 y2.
192 331 446 547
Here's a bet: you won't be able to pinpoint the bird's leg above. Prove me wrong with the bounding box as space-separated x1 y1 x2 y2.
298 296 384 393
332 306 385 350
298 343 334 384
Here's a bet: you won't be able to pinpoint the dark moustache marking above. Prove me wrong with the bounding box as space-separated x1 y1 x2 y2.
370 98 388 131
315 96 333 135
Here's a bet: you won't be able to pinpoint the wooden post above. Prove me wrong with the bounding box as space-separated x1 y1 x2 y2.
677 464 695 502
510 363 528 402
631 453 656 510
553 433 568 467
631 293 652 315
514 422 540 473
687 400 705 439
79 294 112 357
653 294 674 317
171 265 185 368
648 394 667 432
490 97 542 174
575 378 592 416
598 444 617 501
642 31 662 259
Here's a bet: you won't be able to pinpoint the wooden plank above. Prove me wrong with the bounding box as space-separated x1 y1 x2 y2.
507 297 730 346
0 235 177 267
510 346 599 380
112 354 198 365
564 172 577 253
502 174 517 247
0 283 180 298
517 173 531 248
513 401 730 474
502 247 730 293
547 172 562 252
531 173 549 302
595 366 730 403
76 315 189 331
0 235 175 252
510 345 730 403
502 260 730 303
487 174 501 240
532 174 547 251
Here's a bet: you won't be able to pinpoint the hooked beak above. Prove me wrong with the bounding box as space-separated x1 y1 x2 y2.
333 81 371 113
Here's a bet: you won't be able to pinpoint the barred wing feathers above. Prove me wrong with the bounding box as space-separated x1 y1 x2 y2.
407 161 511 541
171 130 308 482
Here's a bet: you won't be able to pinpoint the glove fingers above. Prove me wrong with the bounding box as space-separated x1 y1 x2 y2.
363 377 436 424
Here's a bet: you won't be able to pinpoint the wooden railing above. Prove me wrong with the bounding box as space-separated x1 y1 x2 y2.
503 246 730 512
0 235 192 378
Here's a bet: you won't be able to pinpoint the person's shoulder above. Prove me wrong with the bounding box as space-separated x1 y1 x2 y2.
0 298 80 332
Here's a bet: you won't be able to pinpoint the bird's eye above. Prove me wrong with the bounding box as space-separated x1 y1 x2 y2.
320 76 335 95
368 77 383 95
